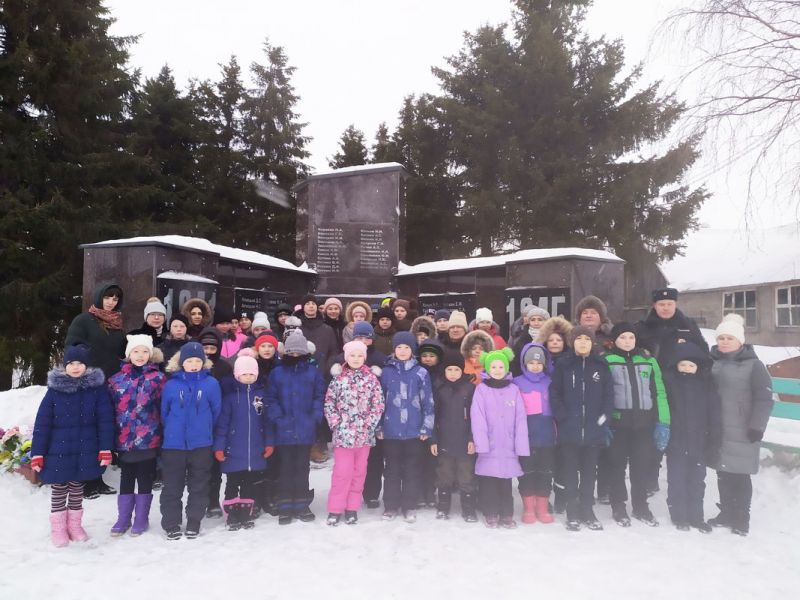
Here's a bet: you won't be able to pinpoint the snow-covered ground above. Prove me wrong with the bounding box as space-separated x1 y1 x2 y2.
2 387 799 599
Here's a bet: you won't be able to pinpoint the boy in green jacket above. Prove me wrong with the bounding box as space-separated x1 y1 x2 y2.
604 323 670 527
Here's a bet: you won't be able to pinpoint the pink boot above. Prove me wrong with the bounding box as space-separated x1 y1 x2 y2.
49 511 70 547
66 509 89 542
535 496 554 524
521 496 537 524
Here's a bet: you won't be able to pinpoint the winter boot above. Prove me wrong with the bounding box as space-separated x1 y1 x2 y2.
521 496 537 524
731 505 750 536
111 494 135 537
98 478 117 495
278 507 293 525
691 520 712 534
612 504 632 527
239 499 256 529
130 494 153 536
535 496 554 524
461 492 478 523
224 498 243 531
581 507 603 531
66 509 89 542
345 510 358 525
295 489 316 522
403 509 417 523
436 490 452 520
326 513 342 526
633 505 659 527
49 511 70 547
708 503 732 528
185 519 201 539
500 516 518 529
484 514 500 529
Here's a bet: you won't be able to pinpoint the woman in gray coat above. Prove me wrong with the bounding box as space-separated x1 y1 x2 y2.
708 314 774 536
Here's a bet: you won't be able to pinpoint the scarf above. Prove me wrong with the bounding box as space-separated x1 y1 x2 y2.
89 305 123 331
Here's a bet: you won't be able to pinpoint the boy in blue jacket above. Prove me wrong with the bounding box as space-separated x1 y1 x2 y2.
550 326 614 532
266 331 326 525
378 332 435 523
160 342 222 540
214 351 275 531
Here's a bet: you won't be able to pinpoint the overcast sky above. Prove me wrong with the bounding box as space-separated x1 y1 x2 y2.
106 0 789 232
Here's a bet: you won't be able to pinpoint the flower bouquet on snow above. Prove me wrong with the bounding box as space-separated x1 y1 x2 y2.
0 427 37 484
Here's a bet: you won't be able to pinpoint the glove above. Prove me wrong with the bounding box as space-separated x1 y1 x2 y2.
30 456 44 472
747 428 764 443
98 451 112 466
263 446 274 459
653 423 670 452
603 427 614 447
214 450 226 462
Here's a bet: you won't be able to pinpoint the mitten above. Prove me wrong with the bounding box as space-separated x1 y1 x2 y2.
98 451 112 466
747 428 764 443
214 450 226 462
30 456 44 472
653 423 670 452
263 446 274 458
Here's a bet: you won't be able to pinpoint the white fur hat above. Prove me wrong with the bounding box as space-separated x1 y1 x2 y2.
716 313 745 344
475 307 493 324
125 334 154 358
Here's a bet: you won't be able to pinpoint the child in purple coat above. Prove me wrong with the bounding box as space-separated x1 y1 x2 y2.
471 347 529 529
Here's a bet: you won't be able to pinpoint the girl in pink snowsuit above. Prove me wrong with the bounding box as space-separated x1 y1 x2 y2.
324 340 385 525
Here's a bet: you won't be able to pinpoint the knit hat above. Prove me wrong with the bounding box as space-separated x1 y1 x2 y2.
180 342 206 365
238 310 253 321
475 307 493 324
610 322 636 342
652 288 679 302
394 299 411 311
441 349 464 370
418 338 444 359
525 305 551 321
343 340 368 362
434 309 451 322
392 331 418 354
300 294 317 307
170 314 189 328
212 306 233 325
448 310 468 330
275 303 293 318
323 297 343 310
63 344 91 367
479 347 515 373
125 334 153 358
284 330 310 355
198 331 220 348
255 333 280 350
716 313 745 344
569 325 596 345
252 311 270 329
353 321 374 339
376 307 394 321
523 345 546 366
143 297 167 319
381 297 393 308
234 352 259 380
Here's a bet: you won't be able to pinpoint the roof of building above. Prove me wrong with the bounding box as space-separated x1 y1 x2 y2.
80 235 316 274
661 224 800 292
396 247 624 276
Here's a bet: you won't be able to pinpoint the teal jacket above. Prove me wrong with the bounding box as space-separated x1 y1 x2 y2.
604 348 670 429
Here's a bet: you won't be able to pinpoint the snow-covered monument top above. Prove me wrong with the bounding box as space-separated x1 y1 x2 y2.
79 163 665 333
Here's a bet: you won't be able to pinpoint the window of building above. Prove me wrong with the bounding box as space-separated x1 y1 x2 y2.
776 285 800 327
723 290 757 328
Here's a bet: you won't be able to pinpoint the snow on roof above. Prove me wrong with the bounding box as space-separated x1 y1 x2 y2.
292 162 408 192
156 271 218 284
81 235 315 274
397 247 623 276
661 224 800 292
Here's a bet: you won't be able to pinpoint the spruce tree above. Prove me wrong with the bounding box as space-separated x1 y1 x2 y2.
432 0 706 259
328 124 368 168
371 122 393 164
241 39 310 259
0 0 135 388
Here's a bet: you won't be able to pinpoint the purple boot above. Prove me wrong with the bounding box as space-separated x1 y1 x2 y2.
111 494 135 537
130 494 153 536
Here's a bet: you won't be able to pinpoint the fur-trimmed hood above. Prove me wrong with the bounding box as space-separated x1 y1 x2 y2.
345 301 373 324
460 329 495 360
47 366 106 393
411 315 437 340
330 362 383 378
165 351 214 373
181 298 213 328
535 316 574 347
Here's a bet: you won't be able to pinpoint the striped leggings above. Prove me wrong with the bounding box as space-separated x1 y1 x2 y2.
51 481 83 512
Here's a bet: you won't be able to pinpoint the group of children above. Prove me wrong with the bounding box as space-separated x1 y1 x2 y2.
31 295 773 545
